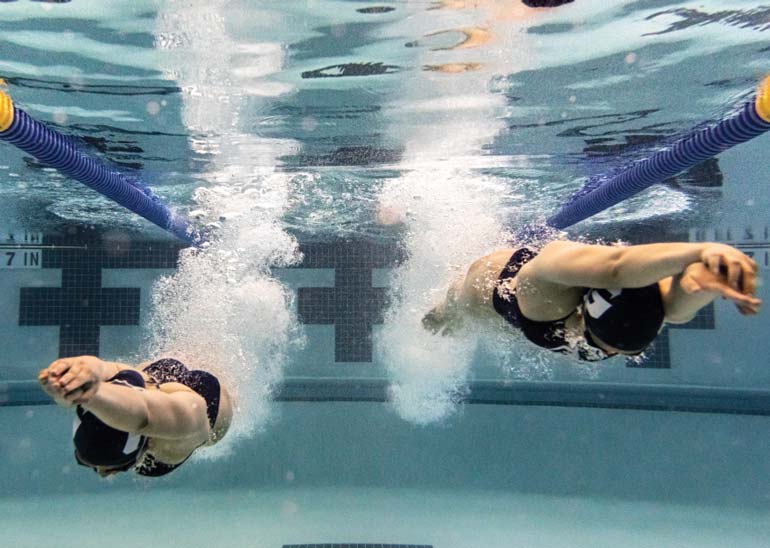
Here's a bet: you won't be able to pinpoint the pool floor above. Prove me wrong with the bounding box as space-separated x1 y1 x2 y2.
1 486 768 548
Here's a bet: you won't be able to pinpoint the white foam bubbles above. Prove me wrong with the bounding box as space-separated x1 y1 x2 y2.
148 0 301 457
378 169 507 424
375 4 519 423
147 175 303 455
382 288 475 426
586 185 691 225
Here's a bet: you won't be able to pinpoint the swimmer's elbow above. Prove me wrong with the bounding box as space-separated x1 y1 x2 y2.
133 405 151 435
140 394 209 440
665 314 695 325
602 248 631 286
606 256 624 285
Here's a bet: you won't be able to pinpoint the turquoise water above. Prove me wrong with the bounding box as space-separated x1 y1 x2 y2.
1 1 770 546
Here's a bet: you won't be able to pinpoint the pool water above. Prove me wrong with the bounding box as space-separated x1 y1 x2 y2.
1 1 770 546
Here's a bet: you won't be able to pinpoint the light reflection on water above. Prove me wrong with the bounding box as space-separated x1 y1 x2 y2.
0 0 766 237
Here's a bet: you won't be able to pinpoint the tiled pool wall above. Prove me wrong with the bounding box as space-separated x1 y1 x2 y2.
0 222 765 385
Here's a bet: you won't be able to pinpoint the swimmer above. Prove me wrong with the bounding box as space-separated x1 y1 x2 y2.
38 356 232 477
423 241 761 360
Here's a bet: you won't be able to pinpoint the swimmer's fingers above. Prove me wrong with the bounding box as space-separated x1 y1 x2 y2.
56 364 85 391
703 247 758 290
725 257 757 293
730 288 762 314
46 358 75 379
718 284 762 311
724 260 743 292
63 381 97 405
37 373 62 400
58 362 101 395
703 253 722 278
38 366 66 391
739 261 759 295
685 264 761 310
737 302 761 316
37 374 75 407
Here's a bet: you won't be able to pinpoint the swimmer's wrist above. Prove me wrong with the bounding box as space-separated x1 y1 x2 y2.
696 243 714 264
94 360 129 381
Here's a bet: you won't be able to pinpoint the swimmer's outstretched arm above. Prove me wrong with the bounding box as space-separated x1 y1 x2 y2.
38 357 210 442
80 381 209 441
523 241 758 290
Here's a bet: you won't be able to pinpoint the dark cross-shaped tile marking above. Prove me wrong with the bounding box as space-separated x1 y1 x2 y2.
18 228 183 357
295 240 404 362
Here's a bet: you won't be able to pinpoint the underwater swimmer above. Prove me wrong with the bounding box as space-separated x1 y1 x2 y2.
38 356 232 477
423 241 761 360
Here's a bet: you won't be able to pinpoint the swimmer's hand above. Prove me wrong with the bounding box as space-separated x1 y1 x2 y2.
681 262 762 315
700 244 758 294
38 357 102 407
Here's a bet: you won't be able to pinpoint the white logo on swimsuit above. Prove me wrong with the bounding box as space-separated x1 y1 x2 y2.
123 432 143 454
584 289 621 319
112 379 144 391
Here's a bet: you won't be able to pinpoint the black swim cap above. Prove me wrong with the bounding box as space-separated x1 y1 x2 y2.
73 369 148 471
582 284 664 353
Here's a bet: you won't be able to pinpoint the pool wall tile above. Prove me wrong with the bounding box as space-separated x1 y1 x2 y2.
3 230 737 385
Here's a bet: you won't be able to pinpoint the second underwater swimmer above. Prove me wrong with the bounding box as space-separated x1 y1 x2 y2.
38 356 232 477
423 240 761 360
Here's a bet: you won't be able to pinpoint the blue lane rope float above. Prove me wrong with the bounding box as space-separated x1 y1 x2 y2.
0 91 202 246
547 76 770 230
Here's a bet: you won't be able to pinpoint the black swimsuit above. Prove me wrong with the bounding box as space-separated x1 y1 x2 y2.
135 358 221 477
492 248 610 362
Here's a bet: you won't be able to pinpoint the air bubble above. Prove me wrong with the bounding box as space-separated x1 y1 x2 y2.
301 117 318 132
